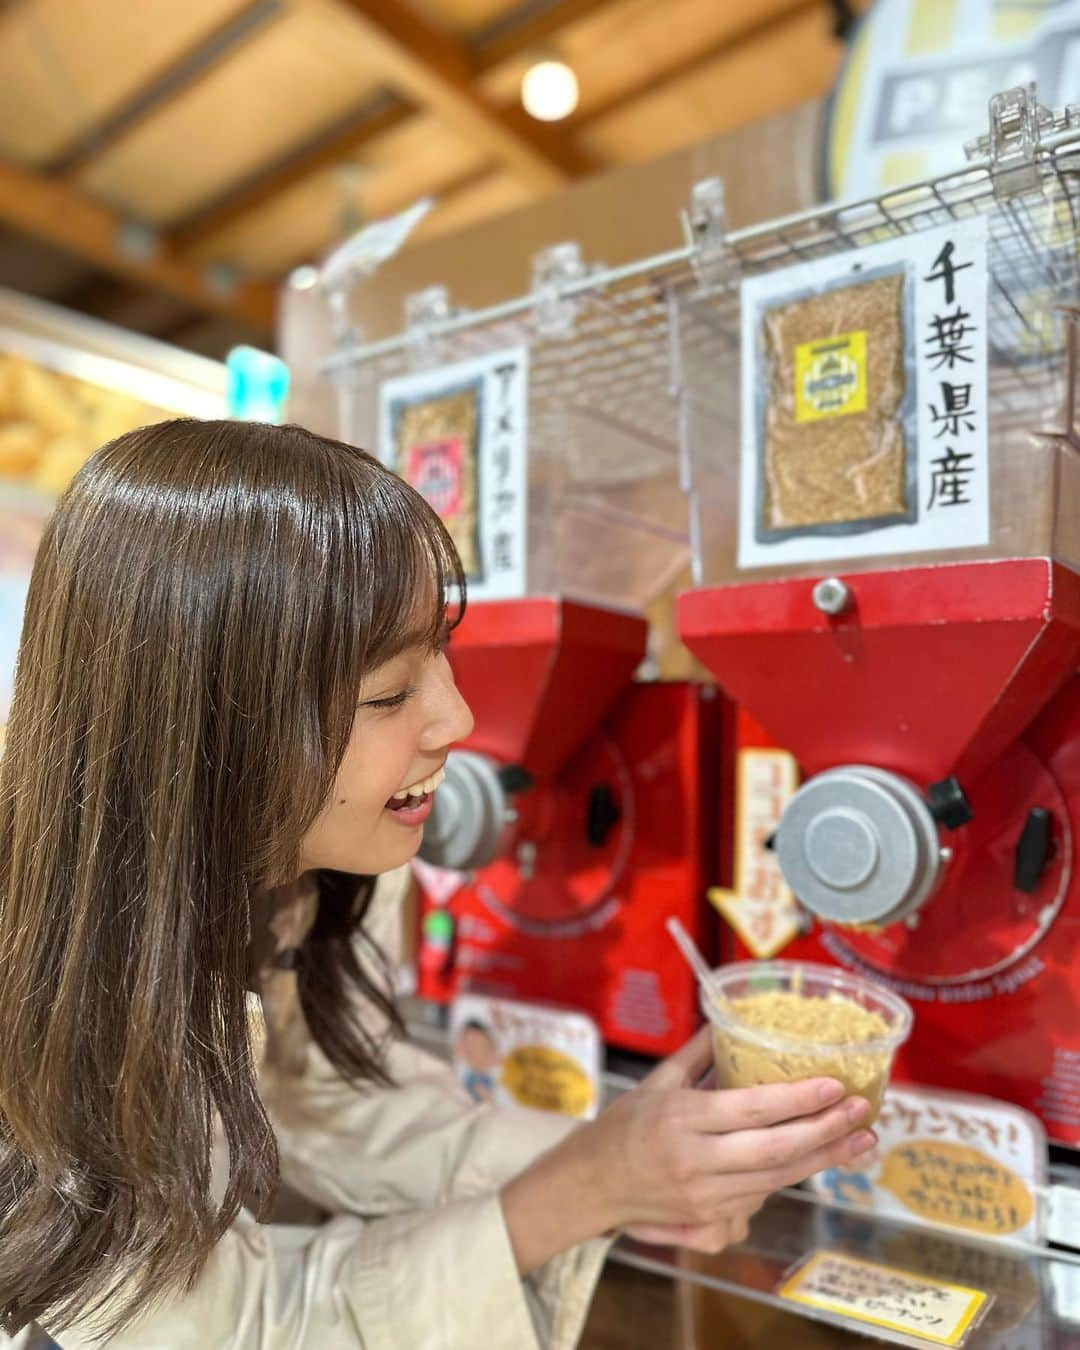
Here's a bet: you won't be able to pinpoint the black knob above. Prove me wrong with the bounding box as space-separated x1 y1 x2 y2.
1014 808 1053 894
498 764 534 794
586 784 621 848
926 777 974 830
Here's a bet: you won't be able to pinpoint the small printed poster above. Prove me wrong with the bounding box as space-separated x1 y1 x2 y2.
739 217 988 569
450 993 602 1119
378 347 528 600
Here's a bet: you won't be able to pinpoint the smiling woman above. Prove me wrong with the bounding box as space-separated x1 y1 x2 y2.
0 419 469 1336
0 418 876 1350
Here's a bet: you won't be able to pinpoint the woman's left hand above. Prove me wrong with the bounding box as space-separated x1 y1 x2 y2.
621 1059 767 1254
622 1191 768 1254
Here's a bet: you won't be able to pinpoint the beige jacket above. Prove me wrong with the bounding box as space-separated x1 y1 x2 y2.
10 870 609 1349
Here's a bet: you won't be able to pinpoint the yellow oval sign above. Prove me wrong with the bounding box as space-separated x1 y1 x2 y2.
878 1139 1034 1237
500 1045 595 1118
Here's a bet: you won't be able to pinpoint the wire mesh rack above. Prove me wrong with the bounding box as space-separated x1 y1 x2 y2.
672 120 1080 583
325 266 694 610
672 123 1080 414
321 102 1080 599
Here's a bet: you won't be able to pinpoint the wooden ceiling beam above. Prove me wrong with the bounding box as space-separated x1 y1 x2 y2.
45 0 287 177
422 0 833 228
273 0 828 274
473 0 625 71
171 91 413 252
58 276 148 319
174 0 829 278
566 0 821 126
0 157 275 331
59 278 200 343
305 0 597 188
170 0 614 254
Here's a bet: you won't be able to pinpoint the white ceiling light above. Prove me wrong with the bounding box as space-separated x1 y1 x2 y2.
288 265 320 292
521 59 579 122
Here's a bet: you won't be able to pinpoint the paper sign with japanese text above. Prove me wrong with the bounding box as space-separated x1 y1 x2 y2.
378 346 528 600
450 993 602 1120
809 1085 1046 1246
1047 1182 1080 1252
710 747 801 958
781 1251 991 1346
739 217 989 569
1049 1260 1080 1326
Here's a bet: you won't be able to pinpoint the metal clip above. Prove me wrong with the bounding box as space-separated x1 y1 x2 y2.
324 291 366 441
531 242 588 339
323 286 357 353
964 84 1080 200
404 284 457 369
1065 306 1080 452
320 200 436 355
682 177 730 288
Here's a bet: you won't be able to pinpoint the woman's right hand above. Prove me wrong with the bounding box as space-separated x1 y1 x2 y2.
501 1027 877 1275
577 1026 876 1235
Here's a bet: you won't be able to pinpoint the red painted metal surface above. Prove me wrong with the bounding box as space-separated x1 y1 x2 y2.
677 560 1080 782
448 597 647 781
418 682 724 1056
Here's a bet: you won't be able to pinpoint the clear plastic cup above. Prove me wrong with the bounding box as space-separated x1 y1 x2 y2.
700 960 914 1124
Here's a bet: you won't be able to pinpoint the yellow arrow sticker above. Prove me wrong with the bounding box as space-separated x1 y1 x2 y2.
711 747 801 958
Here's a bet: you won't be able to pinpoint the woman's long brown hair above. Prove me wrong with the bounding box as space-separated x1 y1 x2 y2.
0 419 464 1338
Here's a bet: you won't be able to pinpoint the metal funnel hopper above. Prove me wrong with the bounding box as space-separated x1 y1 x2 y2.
677 560 1080 783
447 597 648 782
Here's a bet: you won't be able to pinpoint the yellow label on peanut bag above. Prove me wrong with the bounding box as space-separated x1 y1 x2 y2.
795 330 868 421
500 1045 595 1117
878 1140 1035 1238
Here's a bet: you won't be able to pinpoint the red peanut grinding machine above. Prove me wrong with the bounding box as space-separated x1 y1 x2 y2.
675 88 1080 1151
417 596 720 1057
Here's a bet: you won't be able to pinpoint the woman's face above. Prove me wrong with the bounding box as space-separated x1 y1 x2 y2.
300 643 474 876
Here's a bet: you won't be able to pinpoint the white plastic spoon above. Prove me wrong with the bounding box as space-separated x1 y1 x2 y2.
665 915 716 994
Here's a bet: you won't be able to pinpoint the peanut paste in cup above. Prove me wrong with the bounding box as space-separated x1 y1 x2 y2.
700 961 914 1125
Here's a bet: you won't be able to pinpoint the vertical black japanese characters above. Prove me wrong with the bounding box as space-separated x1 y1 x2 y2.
490 359 522 579
924 240 980 512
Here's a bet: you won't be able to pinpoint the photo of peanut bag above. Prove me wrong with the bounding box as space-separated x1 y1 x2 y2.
758 268 913 539
390 379 482 579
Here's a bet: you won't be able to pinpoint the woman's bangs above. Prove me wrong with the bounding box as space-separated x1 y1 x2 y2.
360 473 467 668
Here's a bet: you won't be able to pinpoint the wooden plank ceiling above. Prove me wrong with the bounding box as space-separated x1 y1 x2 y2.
0 0 862 355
